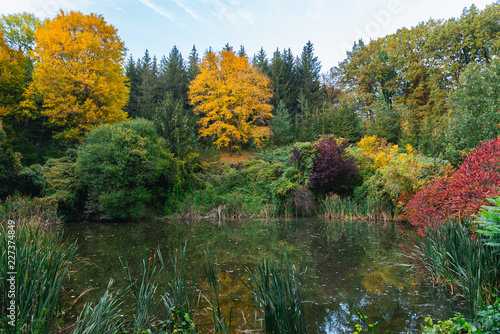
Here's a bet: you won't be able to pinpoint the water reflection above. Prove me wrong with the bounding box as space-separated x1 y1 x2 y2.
60 218 453 333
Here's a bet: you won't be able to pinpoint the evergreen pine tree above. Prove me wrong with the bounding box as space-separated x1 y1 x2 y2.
159 45 188 104
270 100 293 146
297 40 322 109
252 47 269 75
187 45 200 82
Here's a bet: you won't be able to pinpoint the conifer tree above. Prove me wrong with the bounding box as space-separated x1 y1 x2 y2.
187 45 200 82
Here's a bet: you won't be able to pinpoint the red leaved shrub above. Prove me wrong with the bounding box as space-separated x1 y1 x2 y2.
404 136 500 233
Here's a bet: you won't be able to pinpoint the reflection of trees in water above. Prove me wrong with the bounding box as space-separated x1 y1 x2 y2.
304 219 450 333
61 219 452 333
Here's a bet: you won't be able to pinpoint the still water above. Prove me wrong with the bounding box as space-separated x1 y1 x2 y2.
61 218 454 333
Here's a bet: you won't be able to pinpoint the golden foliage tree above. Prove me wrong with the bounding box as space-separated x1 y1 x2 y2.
24 11 129 142
0 31 26 120
188 49 273 150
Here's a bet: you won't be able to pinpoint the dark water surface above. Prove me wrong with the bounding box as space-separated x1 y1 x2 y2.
60 218 454 333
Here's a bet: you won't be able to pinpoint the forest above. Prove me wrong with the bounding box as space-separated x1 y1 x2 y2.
1 3 500 334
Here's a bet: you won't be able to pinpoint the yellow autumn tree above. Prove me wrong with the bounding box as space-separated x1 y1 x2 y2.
0 30 26 120
24 11 129 142
188 49 273 150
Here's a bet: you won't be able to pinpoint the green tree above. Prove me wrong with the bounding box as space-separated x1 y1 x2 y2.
0 13 39 56
296 41 322 109
137 50 159 119
270 100 293 146
444 59 500 164
268 48 298 116
151 93 197 157
124 55 142 118
252 47 269 75
187 45 200 82
159 45 188 104
77 118 180 219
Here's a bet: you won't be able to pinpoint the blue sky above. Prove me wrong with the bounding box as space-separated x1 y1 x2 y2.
1 0 495 72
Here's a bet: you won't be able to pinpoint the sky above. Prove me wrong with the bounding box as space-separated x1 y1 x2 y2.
0 0 496 72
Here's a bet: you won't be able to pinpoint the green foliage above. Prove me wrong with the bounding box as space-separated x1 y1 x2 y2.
0 196 59 225
0 223 77 333
410 220 500 317
445 59 500 165
42 152 84 219
422 315 479 334
270 100 293 146
77 118 180 219
151 93 198 157
320 194 394 221
243 254 308 334
72 280 126 334
476 196 500 253
475 301 500 334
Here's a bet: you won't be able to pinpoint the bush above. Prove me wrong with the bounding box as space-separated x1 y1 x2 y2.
77 118 180 219
42 153 85 219
309 135 358 196
405 136 500 230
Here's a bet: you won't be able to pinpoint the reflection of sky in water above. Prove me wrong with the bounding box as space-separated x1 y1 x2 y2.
60 218 455 333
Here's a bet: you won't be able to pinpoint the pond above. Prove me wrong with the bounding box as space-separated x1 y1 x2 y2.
60 218 455 333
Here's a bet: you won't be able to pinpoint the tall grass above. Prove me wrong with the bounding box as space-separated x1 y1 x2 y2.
320 195 394 221
0 196 60 225
72 280 125 334
410 220 500 317
0 223 77 333
243 254 308 334
203 247 232 334
159 244 197 314
121 249 160 332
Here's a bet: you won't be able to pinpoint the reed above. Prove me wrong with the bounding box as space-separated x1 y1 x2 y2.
120 249 160 332
320 195 394 221
71 280 125 334
410 220 500 317
0 223 77 333
243 254 308 334
158 244 194 314
0 196 60 225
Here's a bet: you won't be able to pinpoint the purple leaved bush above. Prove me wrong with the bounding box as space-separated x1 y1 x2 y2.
309 136 358 195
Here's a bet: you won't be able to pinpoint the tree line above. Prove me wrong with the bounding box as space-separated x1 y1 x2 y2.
2 3 500 167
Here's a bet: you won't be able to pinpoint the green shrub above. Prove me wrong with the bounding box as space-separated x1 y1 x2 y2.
42 153 85 219
422 315 479 333
77 119 181 219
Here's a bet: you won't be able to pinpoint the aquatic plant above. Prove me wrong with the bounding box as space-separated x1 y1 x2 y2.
243 254 308 334
410 220 500 317
320 194 394 221
72 280 125 334
0 196 60 225
0 223 77 333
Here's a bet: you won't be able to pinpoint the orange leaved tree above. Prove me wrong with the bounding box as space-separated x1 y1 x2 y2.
24 11 129 143
188 49 273 151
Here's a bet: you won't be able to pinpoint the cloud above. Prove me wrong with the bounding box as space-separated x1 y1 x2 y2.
137 0 185 26
0 0 79 18
171 0 209 25
202 0 256 26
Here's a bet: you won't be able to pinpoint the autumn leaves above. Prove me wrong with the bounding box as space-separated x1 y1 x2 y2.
188 50 273 151
12 10 274 150
23 11 129 143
